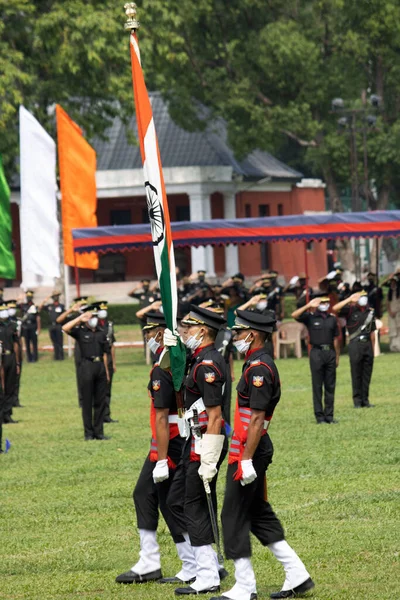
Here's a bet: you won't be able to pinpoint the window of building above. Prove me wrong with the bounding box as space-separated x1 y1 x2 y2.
110 209 131 225
176 206 190 221
278 203 284 216
245 204 251 218
259 204 270 217
259 205 270 270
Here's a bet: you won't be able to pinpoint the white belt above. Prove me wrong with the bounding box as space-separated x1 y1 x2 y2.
168 415 179 424
184 398 206 421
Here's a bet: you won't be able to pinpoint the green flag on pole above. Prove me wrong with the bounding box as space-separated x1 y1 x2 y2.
0 156 16 280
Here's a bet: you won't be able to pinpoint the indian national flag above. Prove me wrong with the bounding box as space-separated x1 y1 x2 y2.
129 31 186 390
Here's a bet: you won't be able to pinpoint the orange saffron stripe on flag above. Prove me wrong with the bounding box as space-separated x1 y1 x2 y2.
56 105 98 269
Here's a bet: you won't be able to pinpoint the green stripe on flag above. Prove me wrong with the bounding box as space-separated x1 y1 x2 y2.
0 156 16 280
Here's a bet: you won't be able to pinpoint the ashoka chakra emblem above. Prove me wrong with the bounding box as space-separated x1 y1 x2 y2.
145 181 165 246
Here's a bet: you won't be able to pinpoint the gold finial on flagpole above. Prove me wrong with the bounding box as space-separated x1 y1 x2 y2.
124 3 140 30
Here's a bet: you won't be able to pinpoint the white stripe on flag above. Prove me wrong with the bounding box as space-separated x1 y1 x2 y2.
19 105 60 288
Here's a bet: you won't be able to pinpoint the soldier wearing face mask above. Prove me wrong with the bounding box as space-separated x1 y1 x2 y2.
20 290 41 362
0 303 21 431
333 291 376 408
95 301 117 424
62 305 110 440
116 311 193 586
163 305 228 596
39 292 65 360
292 296 340 424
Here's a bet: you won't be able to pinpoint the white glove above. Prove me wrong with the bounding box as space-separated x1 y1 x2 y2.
153 459 169 483
163 328 178 347
198 434 224 483
240 459 257 486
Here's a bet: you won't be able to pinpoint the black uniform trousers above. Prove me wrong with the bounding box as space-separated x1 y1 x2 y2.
23 326 38 362
309 348 336 422
12 342 22 407
2 354 17 422
133 438 185 543
167 437 227 547
221 434 285 560
103 354 114 421
74 343 83 407
49 324 64 360
79 359 107 438
348 340 374 407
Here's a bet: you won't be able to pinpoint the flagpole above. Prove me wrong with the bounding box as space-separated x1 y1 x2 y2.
73 252 81 297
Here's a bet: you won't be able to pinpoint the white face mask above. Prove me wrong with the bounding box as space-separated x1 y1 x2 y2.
319 303 330 312
256 301 268 311
98 309 107 319
233 333 252 354
8 308 16 317
358 296 368 307
0 309 9 320
185 331 203 351
88 317 98 329
147 335 161 354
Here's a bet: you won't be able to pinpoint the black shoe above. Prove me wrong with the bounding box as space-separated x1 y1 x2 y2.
210 595 257 600
116 568 162 583
4 418 18 424
0 449 4 454
363 403 375 408
354 405 362 409
175 586 220 595
15 403 24 408
219 568 229 581
326 419 339 424
159 577 196 585
104 418 119 423
96 435 111 440
270 577 315 598
84 436 95 441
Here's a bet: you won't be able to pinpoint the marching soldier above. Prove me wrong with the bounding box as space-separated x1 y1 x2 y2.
57 297 89 407
292 296 340 424
39 292 65 360
0 303 20 430
116 312 196 585
214 309 314 600
97 301 118 423
164 305 228 596
7 300 23 408
20 290 40 362
333 291 376 408
62 305 110 440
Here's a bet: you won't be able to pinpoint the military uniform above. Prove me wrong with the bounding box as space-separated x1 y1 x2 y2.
20 294 39 362
338 301 376 407
0 310 19 434
215 324 234 427
67 315 109 440
295 302 339 423
7 301 23 408
215 310 313 600
43 299 65 360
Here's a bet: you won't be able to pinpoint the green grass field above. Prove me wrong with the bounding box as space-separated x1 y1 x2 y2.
1 346 399 600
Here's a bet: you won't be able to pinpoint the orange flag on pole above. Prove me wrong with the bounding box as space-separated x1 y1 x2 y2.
56 104 98 269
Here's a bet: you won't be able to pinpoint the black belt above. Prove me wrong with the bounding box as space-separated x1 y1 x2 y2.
312 344 334 351
352 336 369 343
84 356 102 362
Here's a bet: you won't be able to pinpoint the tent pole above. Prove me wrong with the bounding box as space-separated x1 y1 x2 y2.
304 241 310 304
74 252 81 297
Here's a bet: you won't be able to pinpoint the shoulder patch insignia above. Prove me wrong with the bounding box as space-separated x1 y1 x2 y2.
205 372 216 383
250 360 261 366
152 380 161 391
202 359 214 365
253 375 264 387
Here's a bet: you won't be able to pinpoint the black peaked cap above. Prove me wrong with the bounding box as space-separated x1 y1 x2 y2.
182 305 226 330
143 311 167 330
232 309 276 333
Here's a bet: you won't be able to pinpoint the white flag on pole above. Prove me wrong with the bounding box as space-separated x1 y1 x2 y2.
19 105 60 288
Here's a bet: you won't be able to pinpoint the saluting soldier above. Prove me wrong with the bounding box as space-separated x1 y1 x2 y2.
7 300 24 408
214 309 314 600
62 305 110 440
57 297 89 407
39 292 65 360
164 305 228 596
96 301 118 423
0 303 20 429
292 295 340 424
20 290 41 362
333 291 376 408
116 311 196 585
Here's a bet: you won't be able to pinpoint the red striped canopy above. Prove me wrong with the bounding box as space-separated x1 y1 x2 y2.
72 210 400 254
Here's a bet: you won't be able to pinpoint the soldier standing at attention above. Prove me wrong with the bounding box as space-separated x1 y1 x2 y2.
39 292 65 360
292 296 340 424
96 301 118 424
20 290 40 362
333 291 376 408
213 310 314 600
0 303 20 428
7 300 24 409
116 311 195 585
165 305 228 596
62 305 110 440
